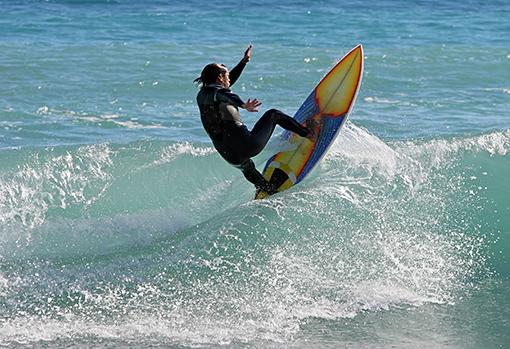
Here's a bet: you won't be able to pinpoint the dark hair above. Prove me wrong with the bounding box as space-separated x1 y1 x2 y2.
194 63 227 86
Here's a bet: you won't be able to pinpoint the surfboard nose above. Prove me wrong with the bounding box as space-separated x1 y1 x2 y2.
315 44 364 117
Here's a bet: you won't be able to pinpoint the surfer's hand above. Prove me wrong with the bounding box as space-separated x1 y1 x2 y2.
243 44 253 63
242 98 261 112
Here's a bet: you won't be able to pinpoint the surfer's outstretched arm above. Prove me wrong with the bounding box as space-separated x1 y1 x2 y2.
229 44 252 86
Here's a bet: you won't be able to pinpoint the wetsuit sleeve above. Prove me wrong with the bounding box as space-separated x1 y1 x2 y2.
228 60 247 87
216 89 245 107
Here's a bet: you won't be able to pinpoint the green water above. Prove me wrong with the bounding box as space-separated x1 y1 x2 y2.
1 0 509 347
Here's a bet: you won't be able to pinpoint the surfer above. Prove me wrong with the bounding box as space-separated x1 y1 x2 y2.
195 44 314 194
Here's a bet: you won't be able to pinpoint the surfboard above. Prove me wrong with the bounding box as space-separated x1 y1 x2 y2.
255 44 364 199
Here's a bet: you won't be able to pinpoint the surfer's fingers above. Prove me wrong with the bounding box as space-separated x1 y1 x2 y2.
247 98 261 107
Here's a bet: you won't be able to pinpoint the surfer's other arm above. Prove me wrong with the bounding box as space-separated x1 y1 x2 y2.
241 98 262 112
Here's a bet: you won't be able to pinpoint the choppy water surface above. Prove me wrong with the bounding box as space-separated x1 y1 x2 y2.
1 1 509 348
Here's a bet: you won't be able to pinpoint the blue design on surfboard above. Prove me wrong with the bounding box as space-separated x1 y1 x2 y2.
256 44 364 200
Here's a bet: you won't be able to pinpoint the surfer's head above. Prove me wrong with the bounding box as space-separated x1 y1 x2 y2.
194 63 230 88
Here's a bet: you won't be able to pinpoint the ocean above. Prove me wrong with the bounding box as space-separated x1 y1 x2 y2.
1 0 509 348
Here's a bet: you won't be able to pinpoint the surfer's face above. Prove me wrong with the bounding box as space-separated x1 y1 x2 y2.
217 65 230 88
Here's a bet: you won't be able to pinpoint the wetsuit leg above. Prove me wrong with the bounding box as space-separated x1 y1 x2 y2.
215 111 308 194
248 109 309 157
237 159 277 194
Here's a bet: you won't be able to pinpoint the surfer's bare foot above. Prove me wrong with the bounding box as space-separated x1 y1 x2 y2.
304 118 320 142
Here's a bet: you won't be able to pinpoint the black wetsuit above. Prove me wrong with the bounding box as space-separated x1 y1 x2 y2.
196 60 309 193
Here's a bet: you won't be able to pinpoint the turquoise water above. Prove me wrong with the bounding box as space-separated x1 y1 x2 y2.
1 0 509 347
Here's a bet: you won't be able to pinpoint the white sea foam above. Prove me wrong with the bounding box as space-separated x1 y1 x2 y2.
326 122 399 179
364 96 401 104
148 141 215 167
110 119 164 129
0 274 9 297
397 129 510 164
323 124 509 197
0 144 114 229
35 106 165 129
